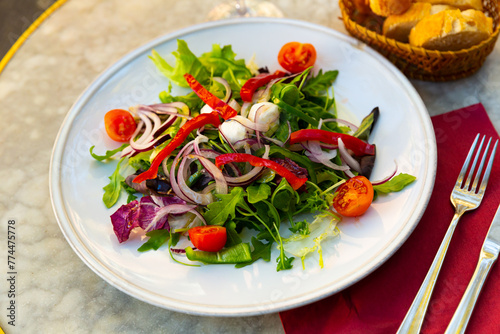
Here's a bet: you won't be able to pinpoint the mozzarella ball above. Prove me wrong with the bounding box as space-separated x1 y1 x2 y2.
247 102 280 136
219 120 247 144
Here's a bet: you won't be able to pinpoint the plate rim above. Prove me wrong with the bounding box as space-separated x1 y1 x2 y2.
49 17 437 316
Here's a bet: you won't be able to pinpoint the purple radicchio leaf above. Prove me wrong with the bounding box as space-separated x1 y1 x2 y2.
137 196 185 231
110 195 188 243
110 199 141 243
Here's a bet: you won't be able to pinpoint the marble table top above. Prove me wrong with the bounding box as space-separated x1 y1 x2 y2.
1 0 500 333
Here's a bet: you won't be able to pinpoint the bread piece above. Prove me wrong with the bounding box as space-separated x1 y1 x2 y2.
383 3 432 42
416 0 482 11
383 3 457 42
409 9 493 51
369 0 412 16
429 4 458 14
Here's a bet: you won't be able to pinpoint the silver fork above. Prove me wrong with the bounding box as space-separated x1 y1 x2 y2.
397 133 498 334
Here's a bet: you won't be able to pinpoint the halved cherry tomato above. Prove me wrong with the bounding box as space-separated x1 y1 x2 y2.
104 109 137 142
278 42 317 73
188 225 227 252
332 176 374 217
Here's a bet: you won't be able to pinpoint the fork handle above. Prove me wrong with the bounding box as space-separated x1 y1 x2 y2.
397 211 464 334
444 251 498 334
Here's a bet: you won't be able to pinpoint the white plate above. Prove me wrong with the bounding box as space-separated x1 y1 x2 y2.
50 18 436 316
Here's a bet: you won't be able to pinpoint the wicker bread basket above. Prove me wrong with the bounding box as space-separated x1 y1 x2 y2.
339 0 500 81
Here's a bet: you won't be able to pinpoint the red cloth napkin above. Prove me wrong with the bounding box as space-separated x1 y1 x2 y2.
280 103 500 334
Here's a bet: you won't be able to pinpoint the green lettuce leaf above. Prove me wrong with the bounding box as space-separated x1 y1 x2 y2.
204 187 246 225
199 44 252 80
90 144 128 162
137 230 171 252
102 158 125 208
373 173 416 195
247 183 272 204
234 237 272 268
150 39 210 87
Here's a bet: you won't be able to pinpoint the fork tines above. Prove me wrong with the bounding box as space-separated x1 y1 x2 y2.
458 134 499 194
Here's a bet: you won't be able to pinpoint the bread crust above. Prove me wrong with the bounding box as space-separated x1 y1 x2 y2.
383 2 433 42
383 3 458 42
369 0 412 16
416 0 482 11
409 9 493 51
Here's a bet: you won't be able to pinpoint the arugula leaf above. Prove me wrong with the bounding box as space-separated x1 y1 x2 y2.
204 187 246 225
137 229 170 252
271 179 297 213
102 158 125 208
273 83 301 106
225 221 242 248
295 186 331 215
247 183 272 204
121 181 138 203
289 67 312 88
289 220 310 236
90 144 128 162
302 69 339 97
299 69 339 119
373 173 416 195
150 39 210 87
276 254 294 271
273 98 319 127
235 237 272 268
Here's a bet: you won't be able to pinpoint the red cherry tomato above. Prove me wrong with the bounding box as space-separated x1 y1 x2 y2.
278 42 317 73
104 109 137 142
188 225 227 252
332 176 374 217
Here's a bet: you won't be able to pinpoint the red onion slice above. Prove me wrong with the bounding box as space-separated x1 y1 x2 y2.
177 156 215 205
170 142 196 203
122 103 191 157
193 135 209 156
190 154 228 195
213 77 232 102
338 138 362 174
240 102 252 118
144 203 198 232
371 162 398 186
305 141 349 171
255 77 283 103
221 145 270 186
228 99 241 112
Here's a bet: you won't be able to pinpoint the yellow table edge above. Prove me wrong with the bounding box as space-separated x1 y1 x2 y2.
0 0 68 75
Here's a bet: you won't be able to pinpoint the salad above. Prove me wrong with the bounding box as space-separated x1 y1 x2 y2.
90 40 415 271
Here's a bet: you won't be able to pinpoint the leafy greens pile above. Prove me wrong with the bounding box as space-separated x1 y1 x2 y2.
90 40 415 271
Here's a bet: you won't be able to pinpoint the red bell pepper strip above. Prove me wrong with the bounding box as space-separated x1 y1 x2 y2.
215 153 308 190
133 112 221 183
240 70 286 102
289 129 375 156
184 73 237 120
